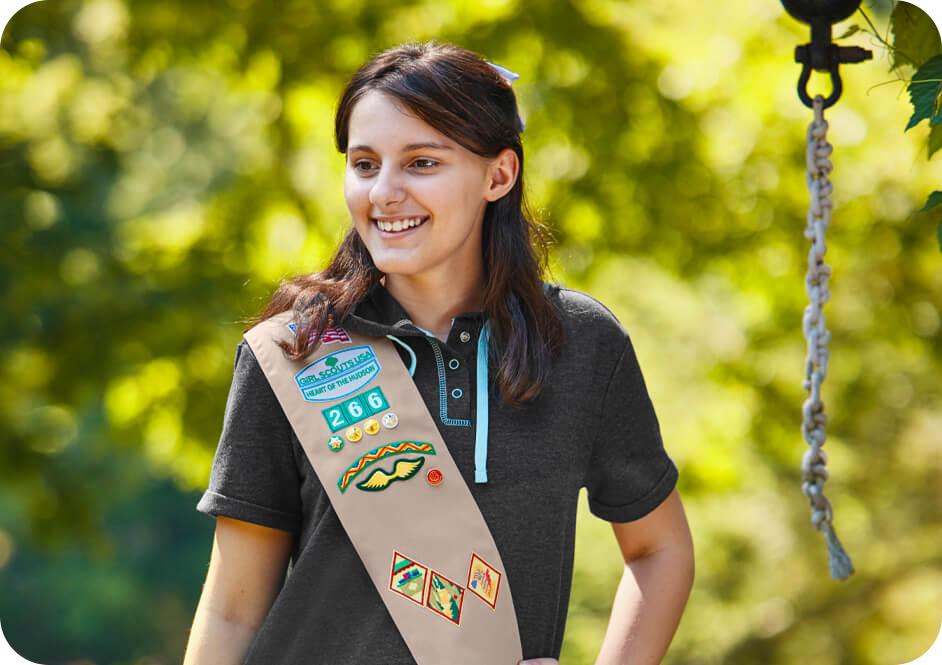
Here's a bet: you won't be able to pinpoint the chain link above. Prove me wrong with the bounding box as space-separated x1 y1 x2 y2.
799 94 854 580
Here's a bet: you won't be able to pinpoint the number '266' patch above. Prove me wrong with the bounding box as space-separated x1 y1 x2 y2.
321 386 389 432
294 345 381 403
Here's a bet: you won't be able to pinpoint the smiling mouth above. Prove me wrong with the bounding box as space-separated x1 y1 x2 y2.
372 216 429 233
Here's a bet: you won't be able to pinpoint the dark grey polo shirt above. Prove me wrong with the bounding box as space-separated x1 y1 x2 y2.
196 280 679 664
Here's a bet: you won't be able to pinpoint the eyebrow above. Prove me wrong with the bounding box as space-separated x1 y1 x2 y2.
348 141 454 153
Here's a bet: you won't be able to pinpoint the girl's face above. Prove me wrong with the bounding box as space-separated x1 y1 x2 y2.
344 90 513 282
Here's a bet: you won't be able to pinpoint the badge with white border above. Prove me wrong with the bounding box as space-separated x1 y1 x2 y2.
389 551 428 605
294 345 381 403
466 552 502 609
426 569 464 625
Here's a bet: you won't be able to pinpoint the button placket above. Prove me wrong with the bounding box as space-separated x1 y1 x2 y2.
440 318 480 420
423 336 471 425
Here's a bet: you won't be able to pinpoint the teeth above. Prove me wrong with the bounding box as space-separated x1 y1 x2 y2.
375 216 427 232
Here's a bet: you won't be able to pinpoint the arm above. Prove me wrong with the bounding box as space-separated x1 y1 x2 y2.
183 516 295 665
594 489 695 665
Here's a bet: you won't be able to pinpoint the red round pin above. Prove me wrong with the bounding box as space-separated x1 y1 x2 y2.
426 468 443 486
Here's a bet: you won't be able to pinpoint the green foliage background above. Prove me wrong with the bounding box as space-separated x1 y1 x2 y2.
1 1 940 664
882 0 942 246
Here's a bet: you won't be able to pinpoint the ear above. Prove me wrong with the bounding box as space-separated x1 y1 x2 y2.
483 147 519 202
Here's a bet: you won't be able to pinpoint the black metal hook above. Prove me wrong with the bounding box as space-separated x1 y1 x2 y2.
781 0 873 109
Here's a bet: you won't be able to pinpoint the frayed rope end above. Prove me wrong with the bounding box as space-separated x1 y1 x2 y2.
822 521 855 581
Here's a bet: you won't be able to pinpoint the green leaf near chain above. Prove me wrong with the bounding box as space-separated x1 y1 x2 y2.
917 191 942 253
918 190 942 212
836 24 862 40
905 54 942 131
929 124 942 158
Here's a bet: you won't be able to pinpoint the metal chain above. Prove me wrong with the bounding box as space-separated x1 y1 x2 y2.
800 94 854 581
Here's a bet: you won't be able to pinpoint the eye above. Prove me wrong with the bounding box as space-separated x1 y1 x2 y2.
351 157 438 175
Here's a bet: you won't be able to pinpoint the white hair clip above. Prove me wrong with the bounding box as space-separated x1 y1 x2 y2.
485 60 525 132
485 60 520 82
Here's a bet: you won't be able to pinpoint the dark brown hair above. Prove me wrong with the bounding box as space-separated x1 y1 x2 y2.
243 39 565 406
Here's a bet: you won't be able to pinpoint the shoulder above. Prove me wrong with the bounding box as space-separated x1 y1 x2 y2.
233 338 254 368
546 283 626 331
229 339 273 394
225 339 297 432
543 281 629 351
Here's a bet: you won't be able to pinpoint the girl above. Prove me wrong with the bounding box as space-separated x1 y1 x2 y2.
184 40 694 665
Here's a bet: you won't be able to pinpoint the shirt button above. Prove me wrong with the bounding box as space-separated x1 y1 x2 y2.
459 331 471 343
448 358 460 370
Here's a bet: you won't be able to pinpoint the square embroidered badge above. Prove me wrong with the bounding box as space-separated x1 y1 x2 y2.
425 570 465 625
466 552 501 609
389 551 428 605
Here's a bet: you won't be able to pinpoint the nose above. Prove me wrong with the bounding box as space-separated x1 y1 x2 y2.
368 164 406 208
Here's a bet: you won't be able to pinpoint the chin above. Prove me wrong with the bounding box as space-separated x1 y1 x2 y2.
375 264 426 278
370 253 427 277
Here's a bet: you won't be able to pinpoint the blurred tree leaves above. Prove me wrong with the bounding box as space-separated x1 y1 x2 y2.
889 0 940 68
1 0 941 664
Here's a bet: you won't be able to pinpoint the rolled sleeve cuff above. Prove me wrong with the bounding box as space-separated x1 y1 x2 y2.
196 490 300 534
587 460 679 523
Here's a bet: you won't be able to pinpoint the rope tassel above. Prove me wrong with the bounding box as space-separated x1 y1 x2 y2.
822 522 855 581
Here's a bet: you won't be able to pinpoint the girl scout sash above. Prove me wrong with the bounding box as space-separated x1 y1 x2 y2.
244 310 524 665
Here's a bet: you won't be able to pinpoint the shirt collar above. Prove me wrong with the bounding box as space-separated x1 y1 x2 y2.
340 279 487 339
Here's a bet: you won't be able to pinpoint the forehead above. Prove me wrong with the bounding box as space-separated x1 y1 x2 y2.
347 90 455 152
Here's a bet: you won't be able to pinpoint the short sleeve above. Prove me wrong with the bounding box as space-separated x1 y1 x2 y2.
582 335 679 522
196 340 302 534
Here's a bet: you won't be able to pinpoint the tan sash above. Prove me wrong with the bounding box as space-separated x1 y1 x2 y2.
244 310 524 664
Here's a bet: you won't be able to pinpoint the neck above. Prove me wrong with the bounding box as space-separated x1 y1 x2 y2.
382 271 485 342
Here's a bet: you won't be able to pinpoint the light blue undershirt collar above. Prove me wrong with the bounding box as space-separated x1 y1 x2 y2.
385 319 491 484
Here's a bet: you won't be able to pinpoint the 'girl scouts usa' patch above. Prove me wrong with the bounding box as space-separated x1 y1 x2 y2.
294 345 381 402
